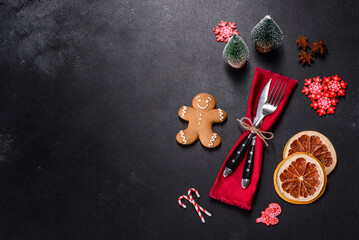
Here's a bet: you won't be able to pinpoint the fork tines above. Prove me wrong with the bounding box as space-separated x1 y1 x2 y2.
267 80 287 107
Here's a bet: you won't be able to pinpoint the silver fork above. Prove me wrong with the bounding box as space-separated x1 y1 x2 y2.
254 80 287 127
241 80 287 189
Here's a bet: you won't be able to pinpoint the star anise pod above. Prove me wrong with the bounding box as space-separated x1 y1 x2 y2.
298 50 314 65
311 40 327 55
296 36 310 50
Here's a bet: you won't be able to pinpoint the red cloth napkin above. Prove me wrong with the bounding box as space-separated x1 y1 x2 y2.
210 67 297 210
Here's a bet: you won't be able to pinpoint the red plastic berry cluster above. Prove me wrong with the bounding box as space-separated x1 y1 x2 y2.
302 75 347 116
213 21 238 42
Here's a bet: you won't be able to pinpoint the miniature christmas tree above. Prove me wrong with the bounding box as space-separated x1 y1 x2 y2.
251 15 284 53
223 33 249 68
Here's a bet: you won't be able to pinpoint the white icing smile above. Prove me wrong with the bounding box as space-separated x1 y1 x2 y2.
197 103 209 109
196 96 211 110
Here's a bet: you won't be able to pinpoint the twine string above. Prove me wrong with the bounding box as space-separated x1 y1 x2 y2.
237 117 274 146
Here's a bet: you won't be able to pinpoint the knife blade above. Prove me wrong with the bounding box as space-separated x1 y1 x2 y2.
223 79 272 178
253 79 271 125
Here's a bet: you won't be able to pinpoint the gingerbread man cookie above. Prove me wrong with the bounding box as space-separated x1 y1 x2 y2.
176 93 227 148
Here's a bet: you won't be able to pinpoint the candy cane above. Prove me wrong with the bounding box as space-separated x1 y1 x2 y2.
178 188 211 223
186 191 204 222
178 195 189 209
188 188 211 217
188 188 200 199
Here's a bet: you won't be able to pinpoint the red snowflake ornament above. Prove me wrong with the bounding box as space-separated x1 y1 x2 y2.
313 76 322 83
308 82 322 100
304 78 312 86
327 107 335 114
256 203 282 226
331 98 338 106
213 21 238 42
323 77 331 84
302 87 310 95
302 75 347 116
340 81 347 89
317 108 327 116
311 101 318 110
317 97 331 110
332 75 341 81
328 80 341 92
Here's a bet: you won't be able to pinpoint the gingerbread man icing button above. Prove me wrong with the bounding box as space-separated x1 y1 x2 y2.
176 93 227 148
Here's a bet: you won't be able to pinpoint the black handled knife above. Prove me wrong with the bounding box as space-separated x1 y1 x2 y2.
241 135 256 188
223 133 253 177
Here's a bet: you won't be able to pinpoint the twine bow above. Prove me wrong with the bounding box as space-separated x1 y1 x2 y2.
237 117 274 146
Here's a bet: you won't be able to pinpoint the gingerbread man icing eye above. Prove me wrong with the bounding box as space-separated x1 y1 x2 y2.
198 99 201 102
205 100 209 103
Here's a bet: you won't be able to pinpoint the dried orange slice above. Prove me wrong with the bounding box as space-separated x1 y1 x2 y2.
283 131 337 175
274 153 327 205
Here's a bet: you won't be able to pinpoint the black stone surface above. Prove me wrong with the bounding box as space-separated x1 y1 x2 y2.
0 0 358 239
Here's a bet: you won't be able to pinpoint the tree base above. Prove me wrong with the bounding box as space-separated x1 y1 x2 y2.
228 59 247 69
255 43 273 53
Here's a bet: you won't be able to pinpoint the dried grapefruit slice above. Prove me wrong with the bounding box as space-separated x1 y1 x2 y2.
274 153 327 204
283 131 337 175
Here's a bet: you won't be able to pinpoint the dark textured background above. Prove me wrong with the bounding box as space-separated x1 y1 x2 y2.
0 0 358 239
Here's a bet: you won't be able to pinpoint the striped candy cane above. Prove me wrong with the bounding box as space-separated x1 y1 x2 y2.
190 197 205 223
188 188 212 217
178 188 212 223
188 188 200 199
178 195 189 208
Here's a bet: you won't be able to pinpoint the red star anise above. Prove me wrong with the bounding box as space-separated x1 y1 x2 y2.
296 36 310 50
298 50 314 65
311 40 327 55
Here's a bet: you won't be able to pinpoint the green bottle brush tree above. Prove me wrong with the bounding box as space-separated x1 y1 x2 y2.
251 15 284 53
223 33 249 69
